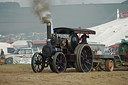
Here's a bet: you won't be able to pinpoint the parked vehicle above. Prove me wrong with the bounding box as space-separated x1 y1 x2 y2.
5 47 39 64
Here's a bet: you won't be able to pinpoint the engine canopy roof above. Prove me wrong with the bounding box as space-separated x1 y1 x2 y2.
54 27 96 34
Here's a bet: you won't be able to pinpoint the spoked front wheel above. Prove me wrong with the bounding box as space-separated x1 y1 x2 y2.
52 52 67 73
31 52 45 73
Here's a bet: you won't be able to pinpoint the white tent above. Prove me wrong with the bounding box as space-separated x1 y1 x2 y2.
88 17 128 46
12 40 30 49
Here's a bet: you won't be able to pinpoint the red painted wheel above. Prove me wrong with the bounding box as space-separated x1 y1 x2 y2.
105 60 114 71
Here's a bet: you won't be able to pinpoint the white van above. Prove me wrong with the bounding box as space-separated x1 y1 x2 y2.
5 47 39 64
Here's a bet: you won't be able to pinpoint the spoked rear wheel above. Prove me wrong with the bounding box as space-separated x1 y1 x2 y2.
52 52 67 73
31 52 45 73
75 44 93 72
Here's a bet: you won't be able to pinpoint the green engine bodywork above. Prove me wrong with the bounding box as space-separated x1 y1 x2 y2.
118 42 128 56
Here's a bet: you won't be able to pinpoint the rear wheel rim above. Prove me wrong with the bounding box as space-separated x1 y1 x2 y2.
80 46 93 72
75 44 93 72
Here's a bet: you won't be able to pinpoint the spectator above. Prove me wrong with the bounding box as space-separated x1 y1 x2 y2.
104 50 109 55
92 49 96 55
0 49 4 59
109 48 113 55
96 48 102 55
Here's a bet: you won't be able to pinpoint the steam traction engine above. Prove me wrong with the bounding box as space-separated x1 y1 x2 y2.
31 23 96 73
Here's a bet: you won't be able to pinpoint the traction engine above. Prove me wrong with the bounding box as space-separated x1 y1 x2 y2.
31 23 96 73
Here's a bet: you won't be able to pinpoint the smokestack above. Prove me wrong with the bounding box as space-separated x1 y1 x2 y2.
42 16 52 40
47 22 51 39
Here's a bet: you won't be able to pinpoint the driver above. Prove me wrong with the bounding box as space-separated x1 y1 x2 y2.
80 34 89 44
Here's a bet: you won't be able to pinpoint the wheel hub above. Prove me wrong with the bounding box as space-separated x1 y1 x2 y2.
109 61 113 68
35 60 41 65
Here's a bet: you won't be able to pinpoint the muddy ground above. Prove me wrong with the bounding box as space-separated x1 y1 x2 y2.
0 64 128 85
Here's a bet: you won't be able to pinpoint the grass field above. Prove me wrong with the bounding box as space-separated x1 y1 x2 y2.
0 64 128 85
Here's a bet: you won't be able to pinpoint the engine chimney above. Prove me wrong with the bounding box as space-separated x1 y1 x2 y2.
47 22 51 40
42 16 52 40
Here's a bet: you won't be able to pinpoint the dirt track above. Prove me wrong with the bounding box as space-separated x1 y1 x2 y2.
0 64 128 85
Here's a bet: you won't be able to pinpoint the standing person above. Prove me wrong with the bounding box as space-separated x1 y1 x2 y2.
92 49 96 55
96 48 102 55
1 49 4 59
80 34 89 44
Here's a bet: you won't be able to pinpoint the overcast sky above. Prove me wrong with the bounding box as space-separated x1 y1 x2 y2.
0 0 126 7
